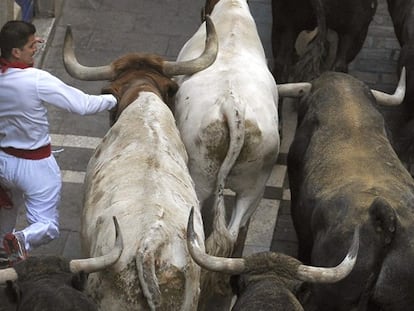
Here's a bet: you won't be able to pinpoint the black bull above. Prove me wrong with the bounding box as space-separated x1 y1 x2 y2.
0 216 123 311
3 257 99 311
186 207 359 311
287 71 414 310
271 0 377 83
383 0 414 174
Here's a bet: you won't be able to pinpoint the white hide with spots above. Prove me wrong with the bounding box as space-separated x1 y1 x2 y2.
174 0 279 254
82 92 205 311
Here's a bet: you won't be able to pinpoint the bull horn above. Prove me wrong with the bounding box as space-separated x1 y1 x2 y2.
163 15 218 76
0 267 18 284
371 67 406 106
278 82 312 98
63 25 115 80
69 216 123 274
297 226 359 283
187 207 246 274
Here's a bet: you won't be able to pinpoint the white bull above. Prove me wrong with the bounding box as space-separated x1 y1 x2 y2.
82 91 204 311
62 18 218 311
173 0 307 259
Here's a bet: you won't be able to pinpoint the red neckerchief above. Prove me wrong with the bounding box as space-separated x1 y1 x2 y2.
0 57 32 73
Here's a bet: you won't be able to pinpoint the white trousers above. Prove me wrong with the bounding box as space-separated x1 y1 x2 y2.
0 151 61 251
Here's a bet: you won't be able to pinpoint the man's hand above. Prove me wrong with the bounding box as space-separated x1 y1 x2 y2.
101 84 120 126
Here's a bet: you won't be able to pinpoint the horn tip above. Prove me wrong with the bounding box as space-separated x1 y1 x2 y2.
112 216 123 250
187 206 195 240
349 226 360 260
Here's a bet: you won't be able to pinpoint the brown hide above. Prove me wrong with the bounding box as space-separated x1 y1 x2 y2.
102 53 178 124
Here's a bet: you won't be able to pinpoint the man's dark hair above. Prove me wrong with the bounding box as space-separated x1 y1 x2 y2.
0 20 36 59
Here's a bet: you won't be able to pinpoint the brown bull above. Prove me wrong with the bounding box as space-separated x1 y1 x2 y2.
63 17 219 311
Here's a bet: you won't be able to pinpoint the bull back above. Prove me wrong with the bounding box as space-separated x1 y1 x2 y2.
288 71 414 310
82 95 205 310
173 0 280 304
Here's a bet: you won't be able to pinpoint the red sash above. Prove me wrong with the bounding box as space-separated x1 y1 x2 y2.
0 58 32 73
1 144 51 160
0 144 52 209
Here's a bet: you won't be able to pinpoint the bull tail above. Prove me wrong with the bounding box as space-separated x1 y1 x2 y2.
357 197 397 309
205 90 246 256
291 0 338 81
202 91 246 297
136 221 200 311
136 230 162 311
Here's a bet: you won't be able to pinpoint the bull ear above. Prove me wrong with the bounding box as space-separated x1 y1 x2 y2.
167 82 179 98
71 271 87 291
229 274 242 296
295 282 312 307
109 106 118 127
369 197 397 245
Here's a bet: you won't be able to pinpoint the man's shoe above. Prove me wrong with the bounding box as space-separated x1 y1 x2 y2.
3 232 27 266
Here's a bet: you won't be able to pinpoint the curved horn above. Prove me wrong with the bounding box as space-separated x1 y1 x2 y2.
163 15 218 76
63 25 115 80
0 267 18 284
278 82 312 98
187 207 246 274
297 226 359 283
188 207 358 282
69 216 123 274
371 67 406 106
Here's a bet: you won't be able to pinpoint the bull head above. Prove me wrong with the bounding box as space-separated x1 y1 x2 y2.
186 207 359 283
63 16 218 80
278 67 407 107
0 216 124 283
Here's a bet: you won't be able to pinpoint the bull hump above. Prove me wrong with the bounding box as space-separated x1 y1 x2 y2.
244 252 301 276
15 256 70 280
